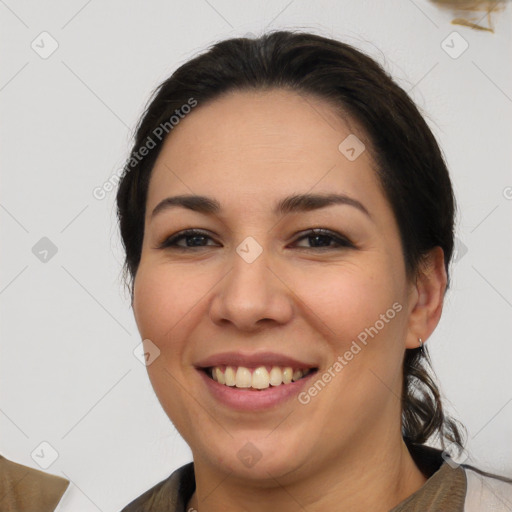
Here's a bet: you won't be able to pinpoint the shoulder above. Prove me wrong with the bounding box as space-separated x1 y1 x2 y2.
0 454 70 512
461 463 512 511
120 462 195 512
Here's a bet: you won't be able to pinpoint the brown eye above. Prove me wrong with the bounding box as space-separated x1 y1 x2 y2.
158 229 219 250
293 228 354 249
157 228 354 251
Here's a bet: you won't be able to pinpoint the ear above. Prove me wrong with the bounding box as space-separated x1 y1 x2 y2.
405 246 447 349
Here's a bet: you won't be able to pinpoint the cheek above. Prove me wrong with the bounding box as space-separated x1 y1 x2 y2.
133 264 193 351
292 262 403 345
292 264 406 410
134 262 198 329
133 261 224 368
133 266 166 341
297 265 407 398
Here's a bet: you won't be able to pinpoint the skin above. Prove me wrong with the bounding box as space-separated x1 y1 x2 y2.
132 89 447 512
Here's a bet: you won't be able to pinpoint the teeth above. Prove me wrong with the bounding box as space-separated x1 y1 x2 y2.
225 366 236 386
252 367 270 389
214 367 225 384
235 367 252 388
269 367 282 386
292 369 303 382
208 365 313 389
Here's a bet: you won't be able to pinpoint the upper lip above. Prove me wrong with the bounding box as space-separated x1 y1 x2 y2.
195 351 318 370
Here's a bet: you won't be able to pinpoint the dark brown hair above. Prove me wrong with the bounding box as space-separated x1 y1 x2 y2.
116 30 466 453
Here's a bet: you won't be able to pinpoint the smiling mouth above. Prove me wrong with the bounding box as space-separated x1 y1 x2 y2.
203 365 318 390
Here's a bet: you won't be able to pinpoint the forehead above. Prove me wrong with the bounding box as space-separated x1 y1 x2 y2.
146 89 384 217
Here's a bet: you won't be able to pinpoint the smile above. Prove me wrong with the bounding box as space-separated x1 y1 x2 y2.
206 365 317 390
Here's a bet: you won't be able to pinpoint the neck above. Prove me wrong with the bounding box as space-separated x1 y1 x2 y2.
187 435 428 512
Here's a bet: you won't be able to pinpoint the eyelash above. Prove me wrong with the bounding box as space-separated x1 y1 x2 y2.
157 228 354 251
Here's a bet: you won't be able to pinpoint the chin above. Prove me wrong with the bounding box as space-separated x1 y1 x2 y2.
193 430 316 483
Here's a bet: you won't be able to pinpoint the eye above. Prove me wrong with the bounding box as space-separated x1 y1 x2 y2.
157 228 354 251
157 229 219 250
292 228 354 250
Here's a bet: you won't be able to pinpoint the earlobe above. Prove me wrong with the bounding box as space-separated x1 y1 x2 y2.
404 247 447 349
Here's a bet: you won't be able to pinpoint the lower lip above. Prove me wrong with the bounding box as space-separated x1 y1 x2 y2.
197 369 318 411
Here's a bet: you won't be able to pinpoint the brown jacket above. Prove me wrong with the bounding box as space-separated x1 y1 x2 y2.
120 443 512 511
0 455 69 512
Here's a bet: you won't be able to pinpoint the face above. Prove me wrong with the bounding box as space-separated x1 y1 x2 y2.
132 89 419 482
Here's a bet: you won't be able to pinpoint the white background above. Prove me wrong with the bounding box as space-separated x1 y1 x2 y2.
1 1 511 510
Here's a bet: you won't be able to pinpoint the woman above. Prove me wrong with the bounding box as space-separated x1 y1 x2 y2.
116 31 512 511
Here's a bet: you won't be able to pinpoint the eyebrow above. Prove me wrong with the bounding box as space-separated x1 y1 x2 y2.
150 193 372 220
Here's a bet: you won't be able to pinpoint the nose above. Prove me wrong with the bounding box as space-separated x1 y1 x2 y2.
209 246 294 332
